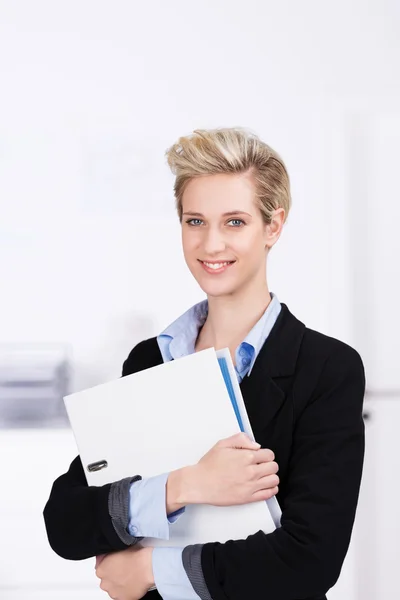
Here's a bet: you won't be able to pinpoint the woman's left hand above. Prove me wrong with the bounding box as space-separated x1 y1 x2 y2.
95 545 155 600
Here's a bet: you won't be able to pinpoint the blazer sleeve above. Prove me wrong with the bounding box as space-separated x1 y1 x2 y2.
199 345 366 600
43 346 145 560
43 454 144 560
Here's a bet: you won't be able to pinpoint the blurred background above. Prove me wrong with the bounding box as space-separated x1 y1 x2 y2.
0 0 399 598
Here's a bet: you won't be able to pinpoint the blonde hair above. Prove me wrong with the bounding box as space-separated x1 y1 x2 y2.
165 127 291 224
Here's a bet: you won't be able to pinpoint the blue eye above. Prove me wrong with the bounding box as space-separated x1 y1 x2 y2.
185 218 245 227
186 218 203 226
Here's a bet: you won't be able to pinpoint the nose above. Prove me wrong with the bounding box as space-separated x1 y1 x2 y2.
203 226 226 256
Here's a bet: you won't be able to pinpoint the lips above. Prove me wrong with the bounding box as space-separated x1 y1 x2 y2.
199 260 236 274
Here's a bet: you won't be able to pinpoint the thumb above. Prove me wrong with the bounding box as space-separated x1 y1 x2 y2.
219 432 261 449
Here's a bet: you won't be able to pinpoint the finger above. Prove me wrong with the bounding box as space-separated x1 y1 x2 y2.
251 485 279 502
98 579 115 598
253 460 279 477
95 554 106 569
234 432 261 449
254 473 280 490
250 448 275 463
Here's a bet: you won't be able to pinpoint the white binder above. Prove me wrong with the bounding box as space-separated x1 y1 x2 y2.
64 347 281 548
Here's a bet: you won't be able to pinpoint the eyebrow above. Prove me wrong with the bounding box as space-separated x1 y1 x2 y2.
182 211 252 218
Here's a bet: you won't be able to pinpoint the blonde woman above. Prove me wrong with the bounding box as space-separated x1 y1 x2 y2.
44 128 365 600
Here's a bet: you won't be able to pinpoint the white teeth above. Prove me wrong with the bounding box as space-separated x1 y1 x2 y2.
203 261 231 270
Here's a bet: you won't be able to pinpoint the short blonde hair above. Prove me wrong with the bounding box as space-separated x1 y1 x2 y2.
165 127 291 224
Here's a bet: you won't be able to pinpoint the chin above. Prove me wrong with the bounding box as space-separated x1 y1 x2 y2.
197 279 240 298
188 263 241 297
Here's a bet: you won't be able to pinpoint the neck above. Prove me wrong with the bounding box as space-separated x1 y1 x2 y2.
200 278 272 351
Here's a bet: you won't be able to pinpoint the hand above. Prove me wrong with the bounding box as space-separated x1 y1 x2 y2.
95 545 155 600
188 432 279 506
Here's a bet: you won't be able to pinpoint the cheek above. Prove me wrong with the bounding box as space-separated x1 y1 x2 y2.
182 232 200 256
234 235 266 267
234 234 260 255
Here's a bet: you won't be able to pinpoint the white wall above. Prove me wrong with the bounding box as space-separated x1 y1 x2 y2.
2 0 399 390
1 1 399 598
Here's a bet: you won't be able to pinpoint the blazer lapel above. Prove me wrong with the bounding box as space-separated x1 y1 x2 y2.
239 303 306 438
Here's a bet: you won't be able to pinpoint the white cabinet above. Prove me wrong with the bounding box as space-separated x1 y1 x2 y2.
351 398 400 600
328 397 400 600
0 429 104 599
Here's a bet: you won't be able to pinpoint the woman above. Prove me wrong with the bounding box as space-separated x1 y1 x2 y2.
44 128 366 600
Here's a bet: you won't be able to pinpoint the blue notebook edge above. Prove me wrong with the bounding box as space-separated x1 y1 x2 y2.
217 355 282 529
217 357 245 432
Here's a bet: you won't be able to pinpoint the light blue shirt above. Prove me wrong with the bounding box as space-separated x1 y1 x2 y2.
128 293 281 599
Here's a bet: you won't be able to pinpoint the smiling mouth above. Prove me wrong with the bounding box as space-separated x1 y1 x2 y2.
198 260 236 273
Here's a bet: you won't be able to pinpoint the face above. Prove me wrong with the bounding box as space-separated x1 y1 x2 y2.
181 172 283 299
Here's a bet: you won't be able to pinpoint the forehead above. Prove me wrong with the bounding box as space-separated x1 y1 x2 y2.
182 173 258 215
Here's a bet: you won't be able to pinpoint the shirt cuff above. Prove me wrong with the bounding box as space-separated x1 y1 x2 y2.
167 506 186 523
182 544 212 600
108 475 143 545
152 547 201 600
128 472 186 539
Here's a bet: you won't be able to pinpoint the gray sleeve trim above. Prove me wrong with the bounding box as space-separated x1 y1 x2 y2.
108 475 144 546
182 544 213 600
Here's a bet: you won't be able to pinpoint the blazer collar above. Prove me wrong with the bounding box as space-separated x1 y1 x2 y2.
239 303 306 438
250 302 306 378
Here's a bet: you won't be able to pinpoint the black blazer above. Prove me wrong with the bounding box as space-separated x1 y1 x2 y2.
43 303 366 600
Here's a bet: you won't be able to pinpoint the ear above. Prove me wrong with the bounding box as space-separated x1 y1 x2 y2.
264 208 286 249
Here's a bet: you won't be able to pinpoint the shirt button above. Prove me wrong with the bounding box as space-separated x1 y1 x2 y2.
131 526 137 535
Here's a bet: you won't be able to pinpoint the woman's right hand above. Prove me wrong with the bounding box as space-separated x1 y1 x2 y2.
186 432 279 506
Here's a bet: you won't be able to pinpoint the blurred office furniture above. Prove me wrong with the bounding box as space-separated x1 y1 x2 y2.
0 344 70 428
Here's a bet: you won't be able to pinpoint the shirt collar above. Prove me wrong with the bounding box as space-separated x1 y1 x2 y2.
239 293 282 376
157 300 208 360
157 293 281 369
